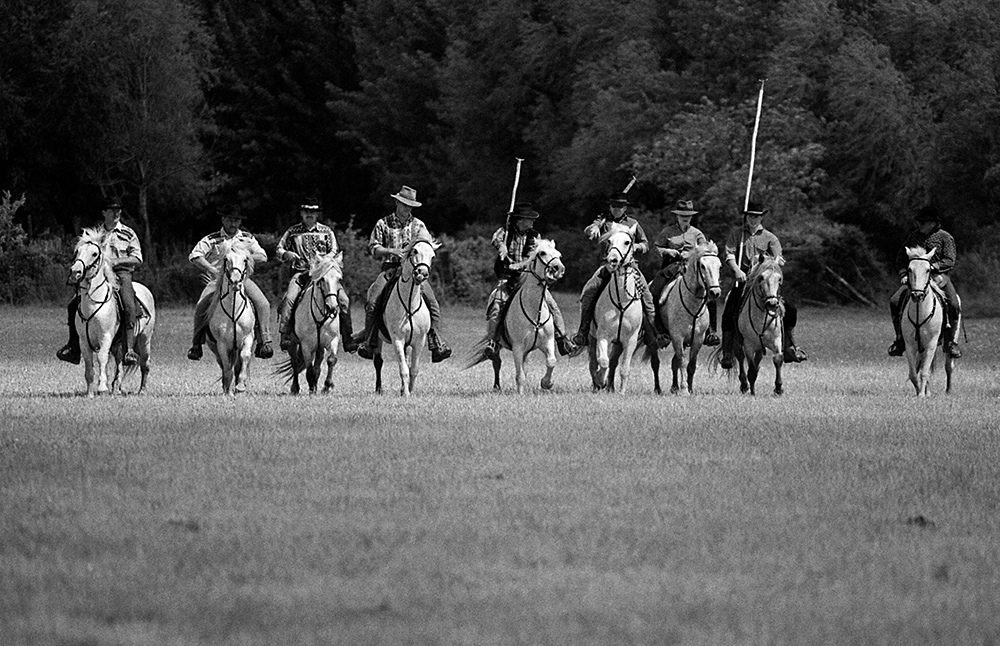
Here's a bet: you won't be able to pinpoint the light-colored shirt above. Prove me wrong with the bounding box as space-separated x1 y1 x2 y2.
104 221 143 264
276 222 338 272
585 213 650 255
189 228 267 266
654 223 708 266
369 213 431 269
724 224 782 273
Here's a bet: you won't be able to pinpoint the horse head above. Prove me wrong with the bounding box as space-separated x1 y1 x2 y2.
906 246 936 301
69 227 116 288
748 255 783 312
513 238 565 285
599 222 634 272
689 241 722 301
219 240 254 288
308 251 344 313
403 234 440 284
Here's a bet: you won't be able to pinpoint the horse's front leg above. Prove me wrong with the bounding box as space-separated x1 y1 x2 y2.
686 341 702 394
394 340 411 396
606 340 624 393
592 338 610 391
615 336 637 394
540 338 556 391
746 349 765 396
772 354 784 396
650 348 662 395
373 349 383 395
492 355 502 391
306 347 323 394
408 335 424 394
670 339 685 394
94 344 112 396
736 345 750 394
513 345 527 395
82 349 97 398
234 340 253 394
323 351 338 394
918 345 937 397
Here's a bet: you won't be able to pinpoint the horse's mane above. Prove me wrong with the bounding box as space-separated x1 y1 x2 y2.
685 241 719 268
510 237 559 272
746 254 783 283
308 251 343 282
404 231 441 257
598 221 632 245
212 238 256 295
76 226 119 289
906 245 935 259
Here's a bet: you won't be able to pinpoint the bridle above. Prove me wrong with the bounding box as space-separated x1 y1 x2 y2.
71 240 115 353
667 252 721 343
906 257 940 353
741 265 782 348
392 238 434 347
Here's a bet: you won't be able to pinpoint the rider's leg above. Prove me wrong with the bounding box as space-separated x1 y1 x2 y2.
939 275 962 358
337 286 358 353
356 272 389 359
245 279 274 358
544 291 577 356
572 267 609 345
56 295 82 363
117 271 140 366
782 300 808 362
278 275 304 350
422 282 451 362
888 284 907 356
187 285 214 360
484 285 505 359
637 268 669 348
720 283 744 368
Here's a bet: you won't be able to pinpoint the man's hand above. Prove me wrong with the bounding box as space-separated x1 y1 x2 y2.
900 274 909 285
734 268 747 283
283 251 302 264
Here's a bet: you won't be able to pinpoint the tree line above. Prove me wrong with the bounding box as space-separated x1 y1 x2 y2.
2 0 999 285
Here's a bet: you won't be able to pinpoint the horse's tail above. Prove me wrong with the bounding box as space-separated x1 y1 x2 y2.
271 351 301 383
639 342 655 364
462 335 494 370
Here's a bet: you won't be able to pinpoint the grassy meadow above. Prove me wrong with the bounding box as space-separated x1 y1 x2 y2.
3 295 1000 645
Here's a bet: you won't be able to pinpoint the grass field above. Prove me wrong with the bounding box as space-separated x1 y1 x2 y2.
3 296 1000 645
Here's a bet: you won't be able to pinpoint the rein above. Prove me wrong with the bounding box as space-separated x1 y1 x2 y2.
73 242 117 354
307 276 340 349
392 239 432 347
515 252 560 351
740 272 781 350
906 258 941 354
669 255 718 344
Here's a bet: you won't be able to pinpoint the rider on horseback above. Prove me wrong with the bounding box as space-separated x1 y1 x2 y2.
887 205 962 358
649 200 721 347
355 186 451 362
571 192 668 349
483 202 577 359
187 204 274 361
276 198 358 354
56 198 142 367
719 202 808 368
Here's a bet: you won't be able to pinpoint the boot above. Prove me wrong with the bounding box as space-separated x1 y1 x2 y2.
944 323 961 358
782 328 807 363
643 314 670 348
255 339 274 359
427 328 452 363
704 302 720 346
277 297 296 351
356 304 378 360
572 287 599 346
122 326 139 367
340 304 358 353
556 334 578 357
56 341 81 364
704 329 721 346
720 329 735 369
483 339 500 360
187 344 203 361
887 298 905 356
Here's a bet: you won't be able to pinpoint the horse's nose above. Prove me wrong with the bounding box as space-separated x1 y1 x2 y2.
552 263 565 280
708 287 721 301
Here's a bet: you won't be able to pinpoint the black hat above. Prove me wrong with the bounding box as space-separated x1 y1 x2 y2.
217 204 244 219
671 200 699 216
299 197 322 211
609 192 629 206
103 198 122 211
743 202 769 216
509 202 539 219
914 205 941 223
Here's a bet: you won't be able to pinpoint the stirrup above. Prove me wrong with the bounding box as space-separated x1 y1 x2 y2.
122 349 139 366
571 331 588 346
255 340 274 359
704 330 721 347
483 339 500 360
946 341 962 358
556 336 577 357
782 345 807 363
356 344 376 360
887 339 905 357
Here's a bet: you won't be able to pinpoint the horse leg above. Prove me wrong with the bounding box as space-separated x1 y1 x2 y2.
235 340 253 393
670 340 684 394
513 347 527 395
83 350 97 398
905 350 921 394
540 341 556 391
747 349 765 396
650 349 662 395
945 353 954 394
606 341 623 393
736 345 749 394
323 353 337 394
686 343 701 394
95 346 111 396
492 356 502 391
306 349 320 394
408 338 422 394
593 338 610 391
374 350 383 395
773 354 784 396
394 341 411 396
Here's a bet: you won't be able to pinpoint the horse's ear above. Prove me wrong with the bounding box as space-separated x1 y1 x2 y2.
776 255 786 267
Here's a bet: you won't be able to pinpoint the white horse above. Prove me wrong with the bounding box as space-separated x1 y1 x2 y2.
285 251 343 394
649 242 722 394
588 223 643 393
206 240 257 395
68 227 155 397
372 234 441 396
730 256 785 396
903 246 956 396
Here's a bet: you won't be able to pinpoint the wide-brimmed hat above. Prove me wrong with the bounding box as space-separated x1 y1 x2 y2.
509 202 539 220
103 198 122 211
914 205 941 222
743 202 769 216
299 197 322 212
217 204 244 219
671 200 699 216
608 192 629 207
391 185 422 207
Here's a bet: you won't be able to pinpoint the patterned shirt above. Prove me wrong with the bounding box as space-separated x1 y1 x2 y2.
368 212 431 270
894 226 956 275
103 221 142 267
654 223 708 268
189 229 267 267
724 224 782 273
586 213 650 256
491 225 539 278
276 222 338 272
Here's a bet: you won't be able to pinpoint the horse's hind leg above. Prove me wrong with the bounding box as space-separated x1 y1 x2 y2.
492 356 502 391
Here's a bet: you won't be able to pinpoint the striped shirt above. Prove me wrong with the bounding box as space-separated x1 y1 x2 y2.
276 222 338 272
369 213 431 270
895 226 956 275
189 229 267 265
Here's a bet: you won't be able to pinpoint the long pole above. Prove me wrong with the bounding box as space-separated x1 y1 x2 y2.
737 79 766 284
505 157 524 231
